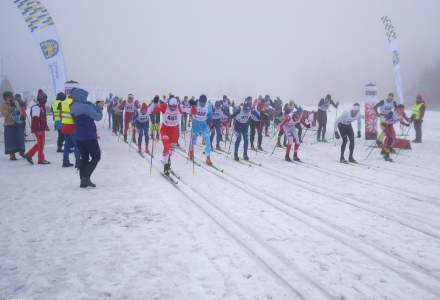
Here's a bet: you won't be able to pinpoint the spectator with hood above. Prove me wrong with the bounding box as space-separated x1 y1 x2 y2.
70 88 104 188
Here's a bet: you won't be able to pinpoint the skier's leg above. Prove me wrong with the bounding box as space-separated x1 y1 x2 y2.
234 129 241 156
317 111 323 141
295 123 302 143
322 111 327 141
203 128 212 156
243 127 249 157
257 121 263 148
215 121 222 147
137 126 143 147
348 125 355 160
250 121 256 148
340 125 348 160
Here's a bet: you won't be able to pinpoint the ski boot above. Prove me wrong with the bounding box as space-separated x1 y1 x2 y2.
258 145 263 151
62 160 74 168
38 160 51 165
234 153 240 161
145 145 150 154
216 144 222 151
57 148 63 153
9 154 17 161
243 154 250 161
250 145 256 151
123 134 127 143
164 162 171 175
349 156 357 163
384 153 393 162
340 157 348 164
285 155 292 162
188 150 194 161
206 156 213 166
293 154 301 162
138 145 142 153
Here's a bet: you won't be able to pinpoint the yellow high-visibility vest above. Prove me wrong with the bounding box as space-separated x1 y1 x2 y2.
61 97 74 125
52 100 62 122
411 102 424 120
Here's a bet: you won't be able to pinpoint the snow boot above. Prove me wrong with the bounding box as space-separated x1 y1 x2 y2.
258 145 263 151
285 155 292 162
86 178 96 188
349 157 357 163
340 157 348 164
206 156 213 166
62 160 74 168
384 153 393 162
234 153 240 161
9 154 17 161
80 178 88 188
24 154 34 165
243 154 249 161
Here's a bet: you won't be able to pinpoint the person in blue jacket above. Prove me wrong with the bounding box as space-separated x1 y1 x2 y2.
70 88 103 188
132 102 151 154
188 94 213 165
230 97 260 161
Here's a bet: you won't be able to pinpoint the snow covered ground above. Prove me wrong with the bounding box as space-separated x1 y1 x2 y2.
1 109 440 299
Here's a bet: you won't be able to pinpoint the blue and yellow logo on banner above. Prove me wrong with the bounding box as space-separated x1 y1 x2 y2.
14 0 54 32
40 39 59 59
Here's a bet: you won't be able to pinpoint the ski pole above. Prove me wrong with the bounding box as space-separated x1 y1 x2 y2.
150 134 154 175
301 127 309 143
364 141 377 160
190 130 195 176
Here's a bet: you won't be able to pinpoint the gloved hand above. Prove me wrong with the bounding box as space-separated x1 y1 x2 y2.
334 131 340 139
357 131 361 138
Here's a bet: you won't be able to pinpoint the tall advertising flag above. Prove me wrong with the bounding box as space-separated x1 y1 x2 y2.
381 16 404 104
14 0 67 97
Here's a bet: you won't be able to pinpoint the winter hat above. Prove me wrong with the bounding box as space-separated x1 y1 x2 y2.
37 89 47 103
168 97 178 110
199 94 207 103
57 92 66 101
141 102 148 110
416 94 423 100
3 91 13 100
128 93 134 99
71 88 89 103
351 103 360 111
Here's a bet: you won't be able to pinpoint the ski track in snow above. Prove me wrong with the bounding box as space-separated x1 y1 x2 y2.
1 110 439 299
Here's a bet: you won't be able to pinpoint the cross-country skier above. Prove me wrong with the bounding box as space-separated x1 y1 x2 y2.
334 103 362 163
150 95 161 141
221 95 232 142
279 107 303 162
123 94 136 142
188 94 213 165
210 100 224 151
230 97 260 161
374 92 397 146
151 97 182 174
278 99 298 147
133 102 152 154
250 96 263 151
381 104 410 162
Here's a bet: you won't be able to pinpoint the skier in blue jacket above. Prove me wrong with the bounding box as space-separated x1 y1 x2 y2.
188 94 213 165
230 97 260 161
209 100 225 151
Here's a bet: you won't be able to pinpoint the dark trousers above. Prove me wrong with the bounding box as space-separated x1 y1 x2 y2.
261 114 270 136
234 124 249 156
250 119 262 147
338 123 354 159
317 110 327 141
295 123 303 142
413 120 422 142
77 139 101 180
113 113 123 134
107 110 113 129
57 129 64 150
210 119 222 148
181 113 188 132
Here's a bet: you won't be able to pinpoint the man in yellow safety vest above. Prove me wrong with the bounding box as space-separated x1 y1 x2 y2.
61 81 81 167
52 92 66 152
411 94 426 143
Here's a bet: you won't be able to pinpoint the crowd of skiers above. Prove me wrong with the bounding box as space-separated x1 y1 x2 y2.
2 85 427 185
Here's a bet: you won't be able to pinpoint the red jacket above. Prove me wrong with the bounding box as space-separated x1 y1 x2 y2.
30 104 48 133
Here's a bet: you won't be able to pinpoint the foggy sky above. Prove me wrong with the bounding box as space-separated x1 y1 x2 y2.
1 0 440 104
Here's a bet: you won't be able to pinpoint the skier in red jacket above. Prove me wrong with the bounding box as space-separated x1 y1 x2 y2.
152 97 183 174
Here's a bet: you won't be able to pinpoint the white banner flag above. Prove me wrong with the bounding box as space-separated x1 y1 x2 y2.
381 16 404 104
14 0 67 98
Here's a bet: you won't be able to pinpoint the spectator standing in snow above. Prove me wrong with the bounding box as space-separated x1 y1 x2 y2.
106 93 113 129
316 94 339 142
70 88 103 188
1 91 26 160
411 94 426 143
24 90 50 165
